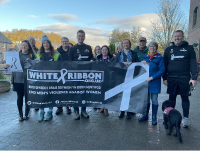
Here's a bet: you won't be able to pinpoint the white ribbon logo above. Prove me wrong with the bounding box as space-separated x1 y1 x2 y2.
11 57 17 69
57 69 68 84
105 63 149 111
171 54 184 60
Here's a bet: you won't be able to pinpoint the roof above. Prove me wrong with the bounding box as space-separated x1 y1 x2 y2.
0 32 13 44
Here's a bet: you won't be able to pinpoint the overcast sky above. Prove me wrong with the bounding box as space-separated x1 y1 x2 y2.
0 0 190 47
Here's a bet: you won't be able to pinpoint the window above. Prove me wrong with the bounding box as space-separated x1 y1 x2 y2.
193 7 198 27
2 43 5 48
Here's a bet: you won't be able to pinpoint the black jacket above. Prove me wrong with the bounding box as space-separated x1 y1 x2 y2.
163 41 198 80
96 53 114 62
114 50 139 63
68 43 94 61
56 46 70 61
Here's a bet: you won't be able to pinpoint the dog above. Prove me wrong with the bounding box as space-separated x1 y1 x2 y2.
162 100 183 143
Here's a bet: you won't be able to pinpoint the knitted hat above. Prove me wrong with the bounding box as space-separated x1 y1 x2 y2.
41 35 51 44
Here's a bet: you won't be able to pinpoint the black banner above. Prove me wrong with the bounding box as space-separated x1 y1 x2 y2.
24 61 149 113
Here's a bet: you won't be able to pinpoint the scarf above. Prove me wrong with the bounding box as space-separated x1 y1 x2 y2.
148 51 157 59
120 49 132 63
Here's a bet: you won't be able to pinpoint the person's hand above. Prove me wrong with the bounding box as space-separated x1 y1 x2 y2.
123 62 128 65
147 77 153 82
189 80 197 87
163 80 168 86
142 61 147 65
127 62 132 66
90 59 93 62
26 58 30 61
35 59 40 61
4 63 10 68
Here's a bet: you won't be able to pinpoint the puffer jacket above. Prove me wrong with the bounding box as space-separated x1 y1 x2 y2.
96 53 114 62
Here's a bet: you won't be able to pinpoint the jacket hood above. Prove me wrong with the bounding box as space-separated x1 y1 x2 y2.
134 46 148 53
171 41 189 47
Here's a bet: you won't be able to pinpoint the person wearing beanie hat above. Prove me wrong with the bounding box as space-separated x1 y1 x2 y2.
36 35 62 122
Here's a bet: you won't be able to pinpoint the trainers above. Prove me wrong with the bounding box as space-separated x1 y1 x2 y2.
74 111 80 120
23 116 29 120
38 111 45 122
66 107 71 114
182 117 190 128
81 111 89 119
56 107 63 115
44 111 53 121
19 114 24 121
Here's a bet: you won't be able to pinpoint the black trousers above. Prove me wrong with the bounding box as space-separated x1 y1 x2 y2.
17 91 24 114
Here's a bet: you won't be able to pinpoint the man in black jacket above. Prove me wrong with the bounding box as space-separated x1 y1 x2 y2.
68 29 94 120
163 30 198 128
55 37 71 115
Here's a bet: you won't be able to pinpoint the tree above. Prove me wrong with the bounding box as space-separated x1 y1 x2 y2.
109 43 116 55
148 0 188 51
109 26 144 50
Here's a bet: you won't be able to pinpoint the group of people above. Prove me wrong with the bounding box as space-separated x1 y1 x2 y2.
4 29 198 128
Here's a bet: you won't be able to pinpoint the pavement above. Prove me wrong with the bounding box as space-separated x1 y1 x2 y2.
0 82 200 150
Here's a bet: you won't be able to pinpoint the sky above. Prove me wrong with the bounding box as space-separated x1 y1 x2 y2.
0 0 190 47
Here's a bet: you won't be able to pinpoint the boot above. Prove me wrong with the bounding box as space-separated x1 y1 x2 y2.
126 112 131 119
152 104 158 125
23 107 30 120
119 111 125 118
56 107 63 115
104 109 109 116
138 103 150 121
100 108 104 113
66 106 71 114
19 111 23 121
38 110 45 122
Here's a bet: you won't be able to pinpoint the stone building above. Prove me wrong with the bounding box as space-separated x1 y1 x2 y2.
0 32 13 61
188 0 200 61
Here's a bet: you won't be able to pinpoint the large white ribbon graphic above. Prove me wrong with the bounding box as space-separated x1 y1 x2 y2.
11 57 17 69
105 62 149 111
57 69 68 84
171 54 184 60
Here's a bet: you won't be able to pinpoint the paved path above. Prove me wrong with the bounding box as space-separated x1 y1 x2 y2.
0 83 200 150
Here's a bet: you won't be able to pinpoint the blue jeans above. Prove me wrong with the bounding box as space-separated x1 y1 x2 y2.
74 107 86 112
40 107 53 111
148 93 158 105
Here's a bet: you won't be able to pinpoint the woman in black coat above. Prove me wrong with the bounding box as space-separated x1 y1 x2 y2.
114 39 139 119
97 45 114 116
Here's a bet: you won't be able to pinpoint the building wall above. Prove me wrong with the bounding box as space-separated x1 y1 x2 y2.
188 0 200 44
0 42 12 60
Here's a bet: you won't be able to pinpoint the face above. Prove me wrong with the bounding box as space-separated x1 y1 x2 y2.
28 37 36 47
173 32 184 45
102 47 109 56
43 41 50 50
69 43 73 47
61 38 69 47
149 45 157 54
77 32 85 44
95 46 101 55
122 40 130 49
138 40 147 49
21 42 29 53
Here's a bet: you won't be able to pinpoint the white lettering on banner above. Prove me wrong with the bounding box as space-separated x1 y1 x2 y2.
27 69 104 83
105 62 149 111
171 54 184 60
